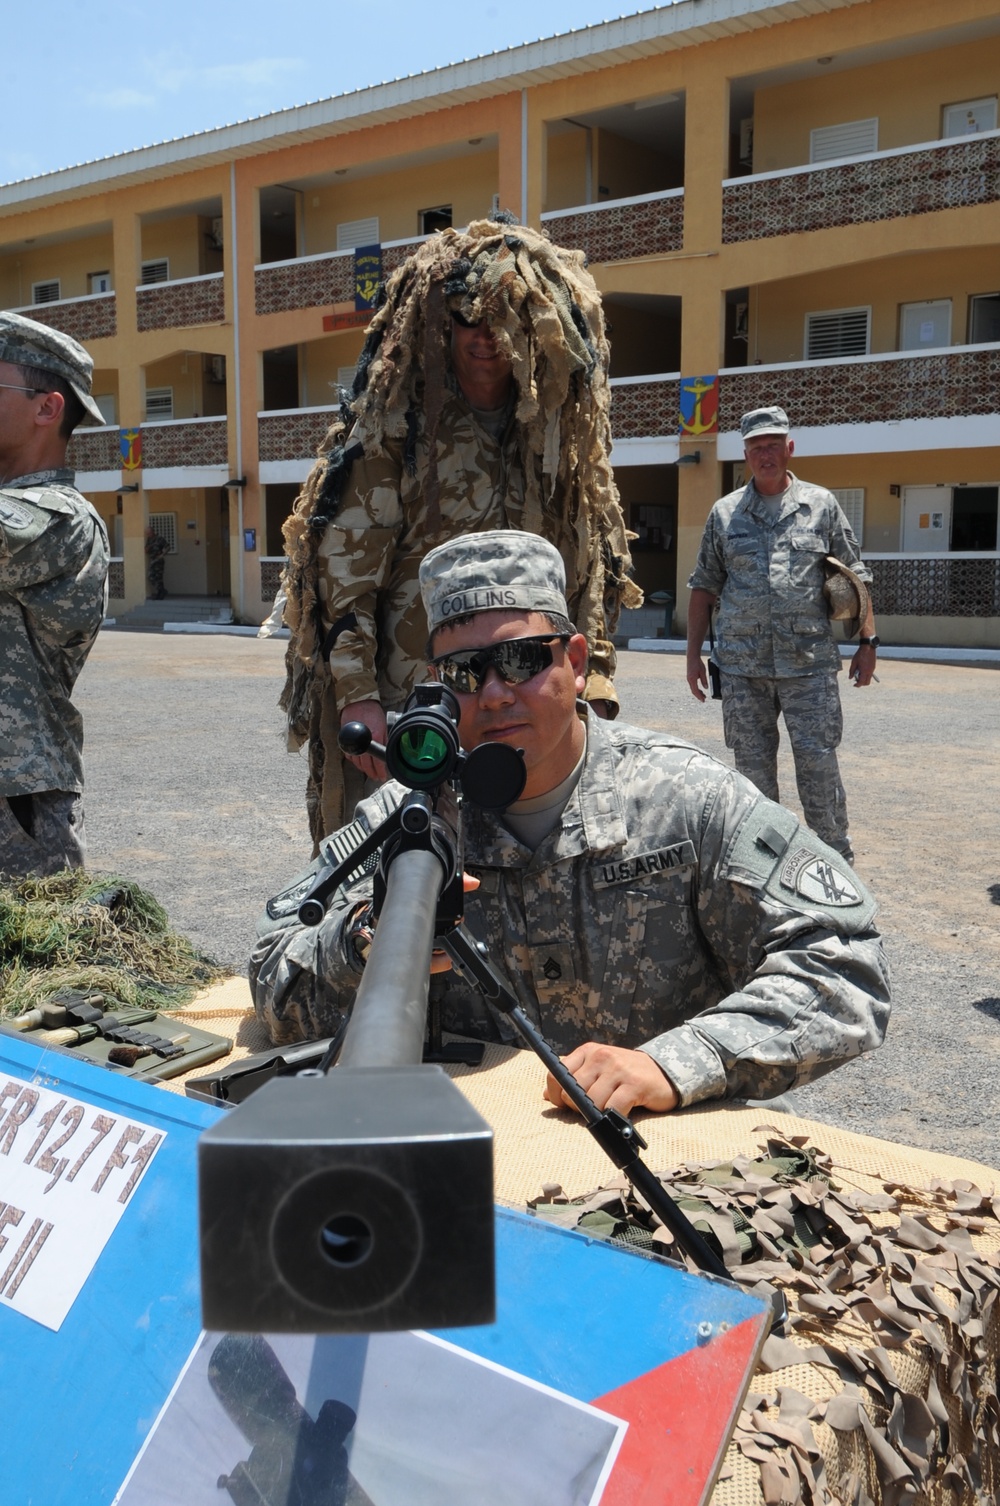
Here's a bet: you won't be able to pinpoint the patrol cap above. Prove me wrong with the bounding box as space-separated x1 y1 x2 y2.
741 405 790 441
420 530 569 635
0 310 104 426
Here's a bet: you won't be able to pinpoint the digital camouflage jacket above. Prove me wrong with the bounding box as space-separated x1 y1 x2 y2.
0 469 109 795
251 712 890 1108
688 474 872 678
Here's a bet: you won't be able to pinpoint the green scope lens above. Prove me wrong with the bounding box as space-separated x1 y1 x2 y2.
394 725 452 786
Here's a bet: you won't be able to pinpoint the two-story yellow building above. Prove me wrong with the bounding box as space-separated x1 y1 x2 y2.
3 0 998 644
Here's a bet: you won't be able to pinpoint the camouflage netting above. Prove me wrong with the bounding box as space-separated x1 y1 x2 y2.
531 1135 1000 1506
0 871 223 1017
279 214 640 767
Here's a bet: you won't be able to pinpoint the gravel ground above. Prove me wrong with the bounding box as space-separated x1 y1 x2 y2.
75 632 1000 1169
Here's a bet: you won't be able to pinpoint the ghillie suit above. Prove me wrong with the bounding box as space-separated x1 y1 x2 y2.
279 215 642 850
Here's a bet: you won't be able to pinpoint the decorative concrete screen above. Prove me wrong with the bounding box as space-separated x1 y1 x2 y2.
542 191 683 265
136 274 225 332
723 132 1000 243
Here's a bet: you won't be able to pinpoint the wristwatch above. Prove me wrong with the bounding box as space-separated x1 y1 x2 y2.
858 635 880 648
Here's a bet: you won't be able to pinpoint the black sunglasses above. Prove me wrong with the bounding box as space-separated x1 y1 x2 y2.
449 309 481 330
431 634 569 695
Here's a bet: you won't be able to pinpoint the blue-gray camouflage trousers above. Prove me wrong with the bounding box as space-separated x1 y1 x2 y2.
720 670 852 861
0 791 87 880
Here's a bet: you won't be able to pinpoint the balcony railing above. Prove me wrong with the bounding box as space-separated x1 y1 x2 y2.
141 415 228 468
136 272 225 332
609 374 680 437
541 188 683 264
258 406 338 462
722 128 1000 243
260 557 287 603
8 292 116 343
108 557 125 600
254 237 424 316
718 343 1000 431
68 425 121 473
867 555 1000 617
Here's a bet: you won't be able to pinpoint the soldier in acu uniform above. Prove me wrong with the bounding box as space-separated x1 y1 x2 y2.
0 312 110 879
279 215 641 849
252 531 889 1118
686 406 879 863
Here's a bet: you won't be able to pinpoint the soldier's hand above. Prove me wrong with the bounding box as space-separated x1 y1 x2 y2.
848 644 877 687
429 875 481 974
686 657 708 703
543 1042 679 1116
341 701 388 781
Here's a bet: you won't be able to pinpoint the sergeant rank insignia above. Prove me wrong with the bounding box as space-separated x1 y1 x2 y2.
779 849 861 907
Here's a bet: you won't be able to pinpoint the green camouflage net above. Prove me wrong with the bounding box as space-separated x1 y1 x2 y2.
0 870 223 1018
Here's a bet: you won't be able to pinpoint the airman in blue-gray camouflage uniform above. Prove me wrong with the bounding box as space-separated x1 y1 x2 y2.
253 531 889 1117
687 406 879 863
0 312 110 879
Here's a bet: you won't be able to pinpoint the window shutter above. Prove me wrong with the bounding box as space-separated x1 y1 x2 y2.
141 259 170 285
337 364 358 391
805 308 871 360
832 488 865 540
32 280 60 304
810 118 878 163
336 217 379 251
145 387 174 420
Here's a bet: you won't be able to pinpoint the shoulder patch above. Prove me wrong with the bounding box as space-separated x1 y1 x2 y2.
778 848 863 907
0 498 33 530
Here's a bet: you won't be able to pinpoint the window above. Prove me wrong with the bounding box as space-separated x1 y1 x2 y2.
969 292 1000 344
805 307 871 360
942 97 997 138
419 205 452 235
145 387 173 420
140 259 169 285
810 118 878 163
831 488 865 541
899 300 951 351
148 512 178 553
32 280 60 304
94 394 117 426
336 217 379 251
337 364 358 392
89 271 112 294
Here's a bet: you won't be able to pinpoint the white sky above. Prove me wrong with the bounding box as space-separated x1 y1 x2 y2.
8 1 670 183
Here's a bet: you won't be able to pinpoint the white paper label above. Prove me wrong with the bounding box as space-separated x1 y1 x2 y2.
0 1075 165 1330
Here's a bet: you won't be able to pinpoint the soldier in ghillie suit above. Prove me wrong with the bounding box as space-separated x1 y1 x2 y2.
280 215 642 849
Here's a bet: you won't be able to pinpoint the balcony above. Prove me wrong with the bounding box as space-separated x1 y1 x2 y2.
67 425 122 474
259 406 337 463
867 555 1000 618
141 415 228 469
609 375 679 438
722 129 1000 243
254 238 423 317
10 292 116 343
718 343 1000 441
540 189 683 265
136 272 225 332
